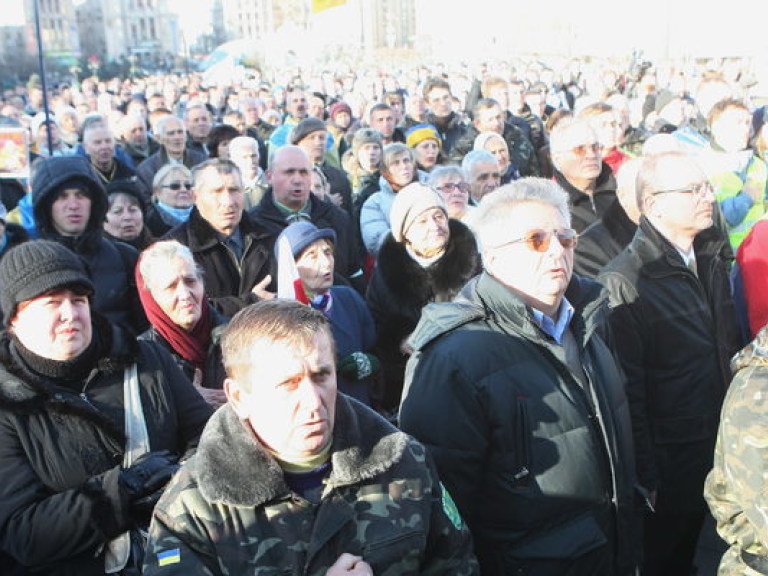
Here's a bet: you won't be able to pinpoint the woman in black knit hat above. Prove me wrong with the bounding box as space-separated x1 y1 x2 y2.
0 240 212 575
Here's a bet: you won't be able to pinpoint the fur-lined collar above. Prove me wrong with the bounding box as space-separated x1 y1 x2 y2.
195 395 409 507
375 219 480 304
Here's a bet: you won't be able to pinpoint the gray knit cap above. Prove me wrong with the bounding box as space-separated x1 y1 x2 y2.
289 117 327 145
389 183 447 243
0 240 94 325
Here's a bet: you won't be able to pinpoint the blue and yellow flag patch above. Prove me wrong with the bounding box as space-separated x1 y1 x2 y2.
157 548 181 566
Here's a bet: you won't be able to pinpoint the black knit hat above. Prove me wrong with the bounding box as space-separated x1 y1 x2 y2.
0 240 94 325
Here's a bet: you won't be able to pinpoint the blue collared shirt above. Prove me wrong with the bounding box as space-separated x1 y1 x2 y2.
531 297 575 345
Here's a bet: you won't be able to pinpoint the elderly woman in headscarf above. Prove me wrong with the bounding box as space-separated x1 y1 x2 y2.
474 131 520 184
136 240 228 408
366 182 480 414
0 240 212 575
358 143 426 257
276 221 378 406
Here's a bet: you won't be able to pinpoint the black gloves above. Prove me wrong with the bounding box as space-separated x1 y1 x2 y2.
337 352 380 381
120 450 180 501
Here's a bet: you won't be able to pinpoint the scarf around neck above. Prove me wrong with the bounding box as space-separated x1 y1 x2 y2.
135 255 211 371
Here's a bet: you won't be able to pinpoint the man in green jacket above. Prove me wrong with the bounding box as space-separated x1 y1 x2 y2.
144 299 478 576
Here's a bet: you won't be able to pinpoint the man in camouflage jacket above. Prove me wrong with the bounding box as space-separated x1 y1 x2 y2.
143 300 478 576
706 323 768 575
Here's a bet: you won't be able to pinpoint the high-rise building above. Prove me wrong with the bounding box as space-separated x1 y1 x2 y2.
75 0 179 67
23 0 81 63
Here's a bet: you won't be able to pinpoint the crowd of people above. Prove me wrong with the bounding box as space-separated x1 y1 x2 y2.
0 54 767 575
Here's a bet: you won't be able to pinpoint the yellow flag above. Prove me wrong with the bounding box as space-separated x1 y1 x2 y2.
312 0 346 13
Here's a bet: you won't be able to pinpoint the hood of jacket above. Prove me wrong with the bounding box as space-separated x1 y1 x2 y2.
195 395 409 507
31 155 108 240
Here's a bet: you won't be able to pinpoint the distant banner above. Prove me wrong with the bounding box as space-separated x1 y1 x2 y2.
311 0 347 13
0 129 29 179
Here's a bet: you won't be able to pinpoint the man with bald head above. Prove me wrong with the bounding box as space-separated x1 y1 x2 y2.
599 152 741 576
550 119 617 232
251 146 364 292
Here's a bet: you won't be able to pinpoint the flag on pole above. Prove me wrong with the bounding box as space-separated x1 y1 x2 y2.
276 234 310 305
311 0 346 13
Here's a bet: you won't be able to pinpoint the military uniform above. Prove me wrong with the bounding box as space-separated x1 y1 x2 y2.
144 395 478 575
706 324 768 575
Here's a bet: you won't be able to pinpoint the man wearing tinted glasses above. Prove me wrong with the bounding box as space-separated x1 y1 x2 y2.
550 118 618 233
599 151 741 576
401 178 638 576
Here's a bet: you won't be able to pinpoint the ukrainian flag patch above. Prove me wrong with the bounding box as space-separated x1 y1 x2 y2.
157 548 181 566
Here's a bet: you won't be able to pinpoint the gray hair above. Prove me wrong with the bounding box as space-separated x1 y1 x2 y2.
155 114 184 137
461 149 497 173
428 165 466 186
382 142 413 169
138 240 203 293
473 178 571 251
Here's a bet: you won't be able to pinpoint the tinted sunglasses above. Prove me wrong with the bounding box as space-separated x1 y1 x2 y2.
497 228 578 252
163 181 192 191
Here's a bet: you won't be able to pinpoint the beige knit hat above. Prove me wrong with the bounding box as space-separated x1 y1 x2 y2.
389 182 447 243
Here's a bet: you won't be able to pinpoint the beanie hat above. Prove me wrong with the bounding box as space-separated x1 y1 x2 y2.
406 124 442 150
389 182 447 243
106 178 147 214
275 221 336 260
328 101 352 121
0 240 94 325
289 117 328 145
351 128 383 155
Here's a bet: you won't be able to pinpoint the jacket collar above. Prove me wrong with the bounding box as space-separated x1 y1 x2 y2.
195 395 409 507
185 206 271 252
631 217 700 279
554 163 616 203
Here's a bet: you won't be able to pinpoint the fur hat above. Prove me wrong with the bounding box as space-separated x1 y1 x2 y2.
389 182 447 243
289 117 327 145
0 240 93 324
405 124 442 150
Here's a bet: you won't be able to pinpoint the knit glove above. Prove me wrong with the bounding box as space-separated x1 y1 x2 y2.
337 352 380 381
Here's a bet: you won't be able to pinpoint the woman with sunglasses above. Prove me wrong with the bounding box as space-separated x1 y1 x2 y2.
145 164 195 237
366 182 480 416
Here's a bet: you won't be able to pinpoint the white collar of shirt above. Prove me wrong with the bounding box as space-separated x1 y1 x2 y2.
531 297 575 346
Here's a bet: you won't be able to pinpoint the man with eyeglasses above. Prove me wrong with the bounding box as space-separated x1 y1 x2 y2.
550 118 618 233
401 178 638 576
599 152 742 576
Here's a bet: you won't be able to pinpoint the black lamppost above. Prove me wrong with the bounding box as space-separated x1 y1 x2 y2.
32 0 54 153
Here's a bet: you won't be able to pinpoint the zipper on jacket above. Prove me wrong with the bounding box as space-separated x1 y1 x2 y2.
512 395 531 487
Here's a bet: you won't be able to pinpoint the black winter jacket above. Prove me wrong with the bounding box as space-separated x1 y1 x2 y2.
366 220 480 411
0 321 212 575
164 207 273 317
31 155 147 334
599 218 742 512
574 199 637 278
400 272 638 575
554 163 617 233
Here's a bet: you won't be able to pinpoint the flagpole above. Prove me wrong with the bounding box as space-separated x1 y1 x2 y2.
32 0 54 153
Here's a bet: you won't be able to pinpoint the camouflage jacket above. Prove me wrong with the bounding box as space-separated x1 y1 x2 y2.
144 396 479 576
705 324 768 574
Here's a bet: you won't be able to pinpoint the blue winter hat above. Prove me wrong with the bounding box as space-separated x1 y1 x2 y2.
275 221 336 259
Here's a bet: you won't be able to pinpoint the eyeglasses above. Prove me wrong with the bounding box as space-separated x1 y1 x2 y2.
495 228 578 252
436 182 469 194
163 181 192 191
652 182 714 198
